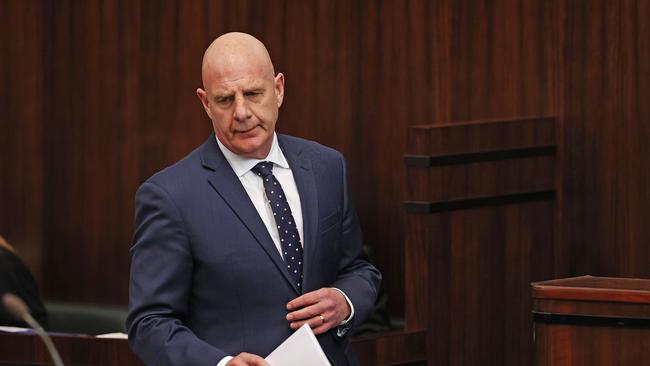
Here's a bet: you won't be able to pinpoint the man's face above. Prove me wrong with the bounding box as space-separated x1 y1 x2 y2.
198 63 284 159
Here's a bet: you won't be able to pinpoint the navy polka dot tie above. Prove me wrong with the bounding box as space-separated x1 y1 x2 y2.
252 162 304 289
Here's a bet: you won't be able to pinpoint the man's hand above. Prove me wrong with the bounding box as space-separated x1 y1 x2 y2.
226 353 269 366
286 288 351 335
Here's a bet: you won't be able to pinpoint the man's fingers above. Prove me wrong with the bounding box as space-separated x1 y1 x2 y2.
286 302 326 322
287 289 341 322
286 288 325 310
289 312 332 331
311 322 331 335
227 352 269 366
286 288 351 334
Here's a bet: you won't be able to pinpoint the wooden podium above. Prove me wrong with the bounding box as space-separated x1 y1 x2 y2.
532 276 650 366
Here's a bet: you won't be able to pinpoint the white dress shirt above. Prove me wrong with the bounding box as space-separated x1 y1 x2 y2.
216 134 304 257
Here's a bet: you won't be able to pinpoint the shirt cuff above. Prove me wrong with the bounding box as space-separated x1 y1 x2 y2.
332 287 355 323
216 356 233 366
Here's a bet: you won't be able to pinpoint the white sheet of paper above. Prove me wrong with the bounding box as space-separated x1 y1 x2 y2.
96 332 129 339
265 324 331 366
0 326 31 333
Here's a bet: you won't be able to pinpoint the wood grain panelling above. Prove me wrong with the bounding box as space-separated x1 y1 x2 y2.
448 0 556 120
1 2 649 364
559 0 650 279
536 324 650 366
405 118 557 366
351 330 427 366
0 0 43 282
533 277 650 366
40 0 216 303
405 203 556 366
406 118 556 210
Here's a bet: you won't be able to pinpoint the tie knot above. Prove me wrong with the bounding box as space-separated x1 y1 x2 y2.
252 161 274 178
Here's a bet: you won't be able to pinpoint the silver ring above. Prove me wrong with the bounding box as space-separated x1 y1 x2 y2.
319 314 325 324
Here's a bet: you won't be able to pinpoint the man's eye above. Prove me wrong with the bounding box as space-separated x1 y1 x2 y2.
245 91 262 98
216 97 233 105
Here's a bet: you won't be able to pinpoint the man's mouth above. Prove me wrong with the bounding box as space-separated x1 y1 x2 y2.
235 125 259 135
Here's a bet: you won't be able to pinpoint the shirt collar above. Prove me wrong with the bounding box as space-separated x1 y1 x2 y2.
215 133 289 177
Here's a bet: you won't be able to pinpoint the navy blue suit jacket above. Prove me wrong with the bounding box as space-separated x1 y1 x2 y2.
127 134 381 366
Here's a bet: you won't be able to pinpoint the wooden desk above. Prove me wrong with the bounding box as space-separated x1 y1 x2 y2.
0 330 425 366
0 332 142 366
532 276 650 366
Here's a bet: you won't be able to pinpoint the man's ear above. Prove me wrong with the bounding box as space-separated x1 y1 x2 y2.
196 88 212 118
274 73 285 108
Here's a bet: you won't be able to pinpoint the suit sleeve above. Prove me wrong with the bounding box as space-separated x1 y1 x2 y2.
330 155 382 336
127 181 227 366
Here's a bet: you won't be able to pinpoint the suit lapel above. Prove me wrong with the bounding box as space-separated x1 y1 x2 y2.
279 136 319 291
200 135 300 293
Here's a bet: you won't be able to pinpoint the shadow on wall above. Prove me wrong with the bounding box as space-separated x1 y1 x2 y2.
0 235 48 328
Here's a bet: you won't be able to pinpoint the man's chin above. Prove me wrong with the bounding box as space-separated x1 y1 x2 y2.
232 140 272 159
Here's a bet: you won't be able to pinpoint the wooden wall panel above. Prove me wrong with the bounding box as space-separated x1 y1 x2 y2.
405 118 557 366
440 203 554 365
448 0 557 120
38 0 220 303
405 199 556 366
0 0 44 283
559 0 650 279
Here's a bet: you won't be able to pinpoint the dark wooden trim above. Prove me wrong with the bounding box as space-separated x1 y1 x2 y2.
404 190 556 214
533 312 650 328
409 116 556 129
532 276 650 304
404 145 556 167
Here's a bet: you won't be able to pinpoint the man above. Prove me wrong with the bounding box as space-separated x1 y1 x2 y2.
127 32 381 366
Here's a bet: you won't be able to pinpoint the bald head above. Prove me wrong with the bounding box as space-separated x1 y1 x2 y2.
196 32 285 159
201 32 276 88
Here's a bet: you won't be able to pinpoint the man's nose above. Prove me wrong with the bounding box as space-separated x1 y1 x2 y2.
233 96 252 121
